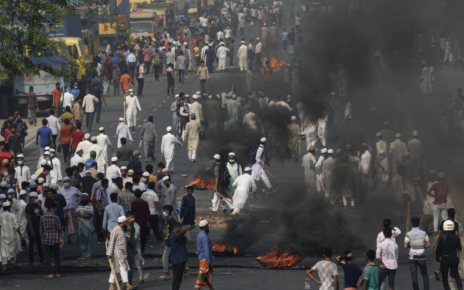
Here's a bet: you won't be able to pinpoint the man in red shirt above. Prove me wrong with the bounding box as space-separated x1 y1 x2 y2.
427 172 448 234
0 143 13 173
131 189 150 254
53 83 61 116
70 123 85 155
143 46 152 74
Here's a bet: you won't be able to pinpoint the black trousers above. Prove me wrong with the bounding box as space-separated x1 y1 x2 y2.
137 78 144 95
28 231 45 264
167 82 174 96
43 244 61 275
52 135 58 149
154 65 161 80
127 249 136 285
144 61 151 73
200 79 206 95
96 208 104 242
62 144 70 163
442 256 463 290
149 215 163 241
172 262 186 290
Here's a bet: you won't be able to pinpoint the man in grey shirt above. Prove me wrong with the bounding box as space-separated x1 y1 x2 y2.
177 52 186 84
165 48 175 68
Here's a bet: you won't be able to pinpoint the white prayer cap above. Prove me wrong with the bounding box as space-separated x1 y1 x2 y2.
193 94 199 100
45 146 51 151
76 147 82 152
379 150 385 154
17 154 24 158
118 216 127 223
29 192 38 197
376 132 382 137
256 37 260 40
0 194 5 199
162 46 165 49
185 94 190 98
40 159 47 165
183 42 188 46
129 89 134 92
2 201 10 207
80 193 88 197
287 95 292 98
412 130 418 137
196 91 201 95
260 137 267 142
111 156 118 162
244 167 252 172
208 43 213 46
84 133 90 139
143 172 150 177
328 149 334 154
7 189 14 193
232 94 237 99
0 181 6 187
208 95 213 99
44 151 50 156
228 152 235 156
213 154 220 160
321 148 328 154
395 133 401 138
175 94 180 98
438 172 445 178
91 136 97 141
31 174 38 181
50 148 56 153
162 168 169 172
133 150 140 157
241 41 245 44
99 127 105 131
51 184 59 190
19 190 27 196
166 126 172 131
291 116 297 121
38 177 45 183
162 176 170 181
121 166 127 170
43 183 50 187
119 117 124 121
199 220 209 227
111 174 119 179
63 177 70 181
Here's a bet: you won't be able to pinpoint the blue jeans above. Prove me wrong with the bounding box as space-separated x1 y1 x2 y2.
118 161 129 168
78 223 93 257
178 69 185 83
379 268 396 290
40 147 46 156
409 260 429 290
95 101 102 123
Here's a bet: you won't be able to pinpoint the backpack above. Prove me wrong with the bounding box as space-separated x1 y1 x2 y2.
153 53 161 66
216 163 231 187
249 145 261 163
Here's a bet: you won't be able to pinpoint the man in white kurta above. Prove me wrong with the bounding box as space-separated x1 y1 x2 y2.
15 154 31 191
303 116 318 151
89 137 104 173
116 117 133 148
97 127 114 169
232 168 257 214
251 138 273 192
48 149 62 184
243 111 258 130
183 114 201 162
70 148 84 167
237 42 248 71
323 149 336 201
318 115 328 146
17 192 29 245
106 157 121 185
216 43 230 72
0 201 23 266
226 153 243 212
420 62 434 96
77 134 93 162
315 148 327 194
125 89 142 131
160 127 183 173
189 95 204 125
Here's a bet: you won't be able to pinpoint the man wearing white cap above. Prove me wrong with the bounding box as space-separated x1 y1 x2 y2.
196 219 214 289
71 147 84 167
184 113 202 163
107 157 121 185
232 167 256 214
0 200 24 270
116 117 133 148
48 148 62 184
407 130 422 182
160 126 183 173
324 149 336 202
315 148 328 194
15 154 31 191
302 115 319 152
237 41 248 71
225 153 242 212
226 94 240 130
97 127 114 170
251 138 274 193
360 143 371 202
106 216 135 290
140 115 159 162
190 94 204 124
125 89 142 133
389 133 408 177
77 133 93 162
36 146 50 170
216 42 230 72
89 136 104 173
287 116 300 162
17 190 29 246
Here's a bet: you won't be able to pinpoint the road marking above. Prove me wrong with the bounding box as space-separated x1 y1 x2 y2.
158 105 162 107
138 125 141 127
154 109 157 111
162 100 165 103
25 139 35 148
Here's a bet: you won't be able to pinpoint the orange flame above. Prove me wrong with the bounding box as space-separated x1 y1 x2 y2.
269 52 287 71
212 243 239 254
185 174 215 189
256 247 302 268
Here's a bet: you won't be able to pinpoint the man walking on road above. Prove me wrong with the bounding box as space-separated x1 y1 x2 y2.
195 61 210 95
82 90 99 132
140 115 158 162
160 126 183 173
404 216 430 290
196 220 214 290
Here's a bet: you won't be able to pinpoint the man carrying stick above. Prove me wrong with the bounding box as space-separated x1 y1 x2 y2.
251 138 277 193
106 216 137 290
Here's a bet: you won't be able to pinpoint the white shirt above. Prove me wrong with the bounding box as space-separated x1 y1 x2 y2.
360 150 371 174
142 189 159 215
200 17 208 27
376 238 399 270
82 94 99 113
46 115 61 135
62 92 74 110
376 227 401 247
295 16 301 25
133 183 146 192
127 53 136 63
255 42 262 54
315 156 325 174
70 153 83 167
106 165 121 185
224 28 232 38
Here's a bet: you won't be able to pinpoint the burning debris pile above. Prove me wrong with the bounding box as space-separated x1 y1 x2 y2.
183 174 215 190
256 247 302 268
213 243 239 254
269 51 287 70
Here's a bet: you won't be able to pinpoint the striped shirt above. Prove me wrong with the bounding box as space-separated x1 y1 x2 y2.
405 227 429 260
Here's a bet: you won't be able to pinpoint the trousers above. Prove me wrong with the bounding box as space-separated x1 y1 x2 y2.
172 262 186 290
43 244 61 275
154 65 161 80
212 191 221 212
409 259 429 290
442 256 463 290
1 254 16 264
162 246 172 273
86 112 95 130
127 249 135 284
137 78 144 95
95 102 102 123
200 79 206 95
95 208 104 242
149 215 163 241
378 268 396 290
28 232 44 263
433 203 448 232
167 82 174 96
260 170 272 189
78 223 93 257
108 261 128 283
188 150 197 160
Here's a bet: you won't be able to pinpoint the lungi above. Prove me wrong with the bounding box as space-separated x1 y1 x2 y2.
143 139 155 158
64 209 78 235
28 109 37 125
195 259 213 289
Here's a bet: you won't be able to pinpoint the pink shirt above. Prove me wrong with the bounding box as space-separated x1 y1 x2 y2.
143 48 152 62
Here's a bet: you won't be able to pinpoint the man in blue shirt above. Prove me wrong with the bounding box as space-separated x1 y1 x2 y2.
170 222 192 290
404 217 430 290
281 28 288 52
196 220 214 289
84 151 97 170
36 119 54 156
71 82 80 102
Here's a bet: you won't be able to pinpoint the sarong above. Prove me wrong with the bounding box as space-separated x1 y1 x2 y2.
195 259 213 289
28 109 37 124
64 208 78 235
143 139 155 158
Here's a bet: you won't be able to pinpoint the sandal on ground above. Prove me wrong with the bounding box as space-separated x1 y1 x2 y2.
159 275 170 280
44 275 54 279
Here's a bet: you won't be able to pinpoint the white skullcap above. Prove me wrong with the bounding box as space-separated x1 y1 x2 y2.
185 94 190 98
256 37 260 40
91 136 97 141
40 159 47 165
175 94 180 97
328 149 334 154
232 94 237 99
142 172 150 177
43 183 50 187
241 41 245 43
118 216 127 223
412 130 418 137
321 148 328 153
128 89 134 92
119 117 124 121
2 201 10 207
85 133 90 139
19 190 27 195
162 176 170 181
45 146 51 151
166 126 172 131
7 189 14 193
395 133 401 138
244 167 252 172
228 152 235 156
376 132 382 137
29 192 38 197
291 116 297 121
438 172 445 178
0 181 6 187
50 148 56 153
17 154 24 158
196 91 201 95
99 127 105 131
213 154 220 160
111 174 119 179
379 150 385 154
199 220 209 227
162 168 169 172
193 94 199 99
0 194 6 199
183 42 188 46
208 43 213 46
120 166 127 170
82 193 89 197
260 137 267 142
208 95 213 99
76 147 82 152
111 156 118 162
63 177 70 181
31 174 38 181
38 177 45 183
